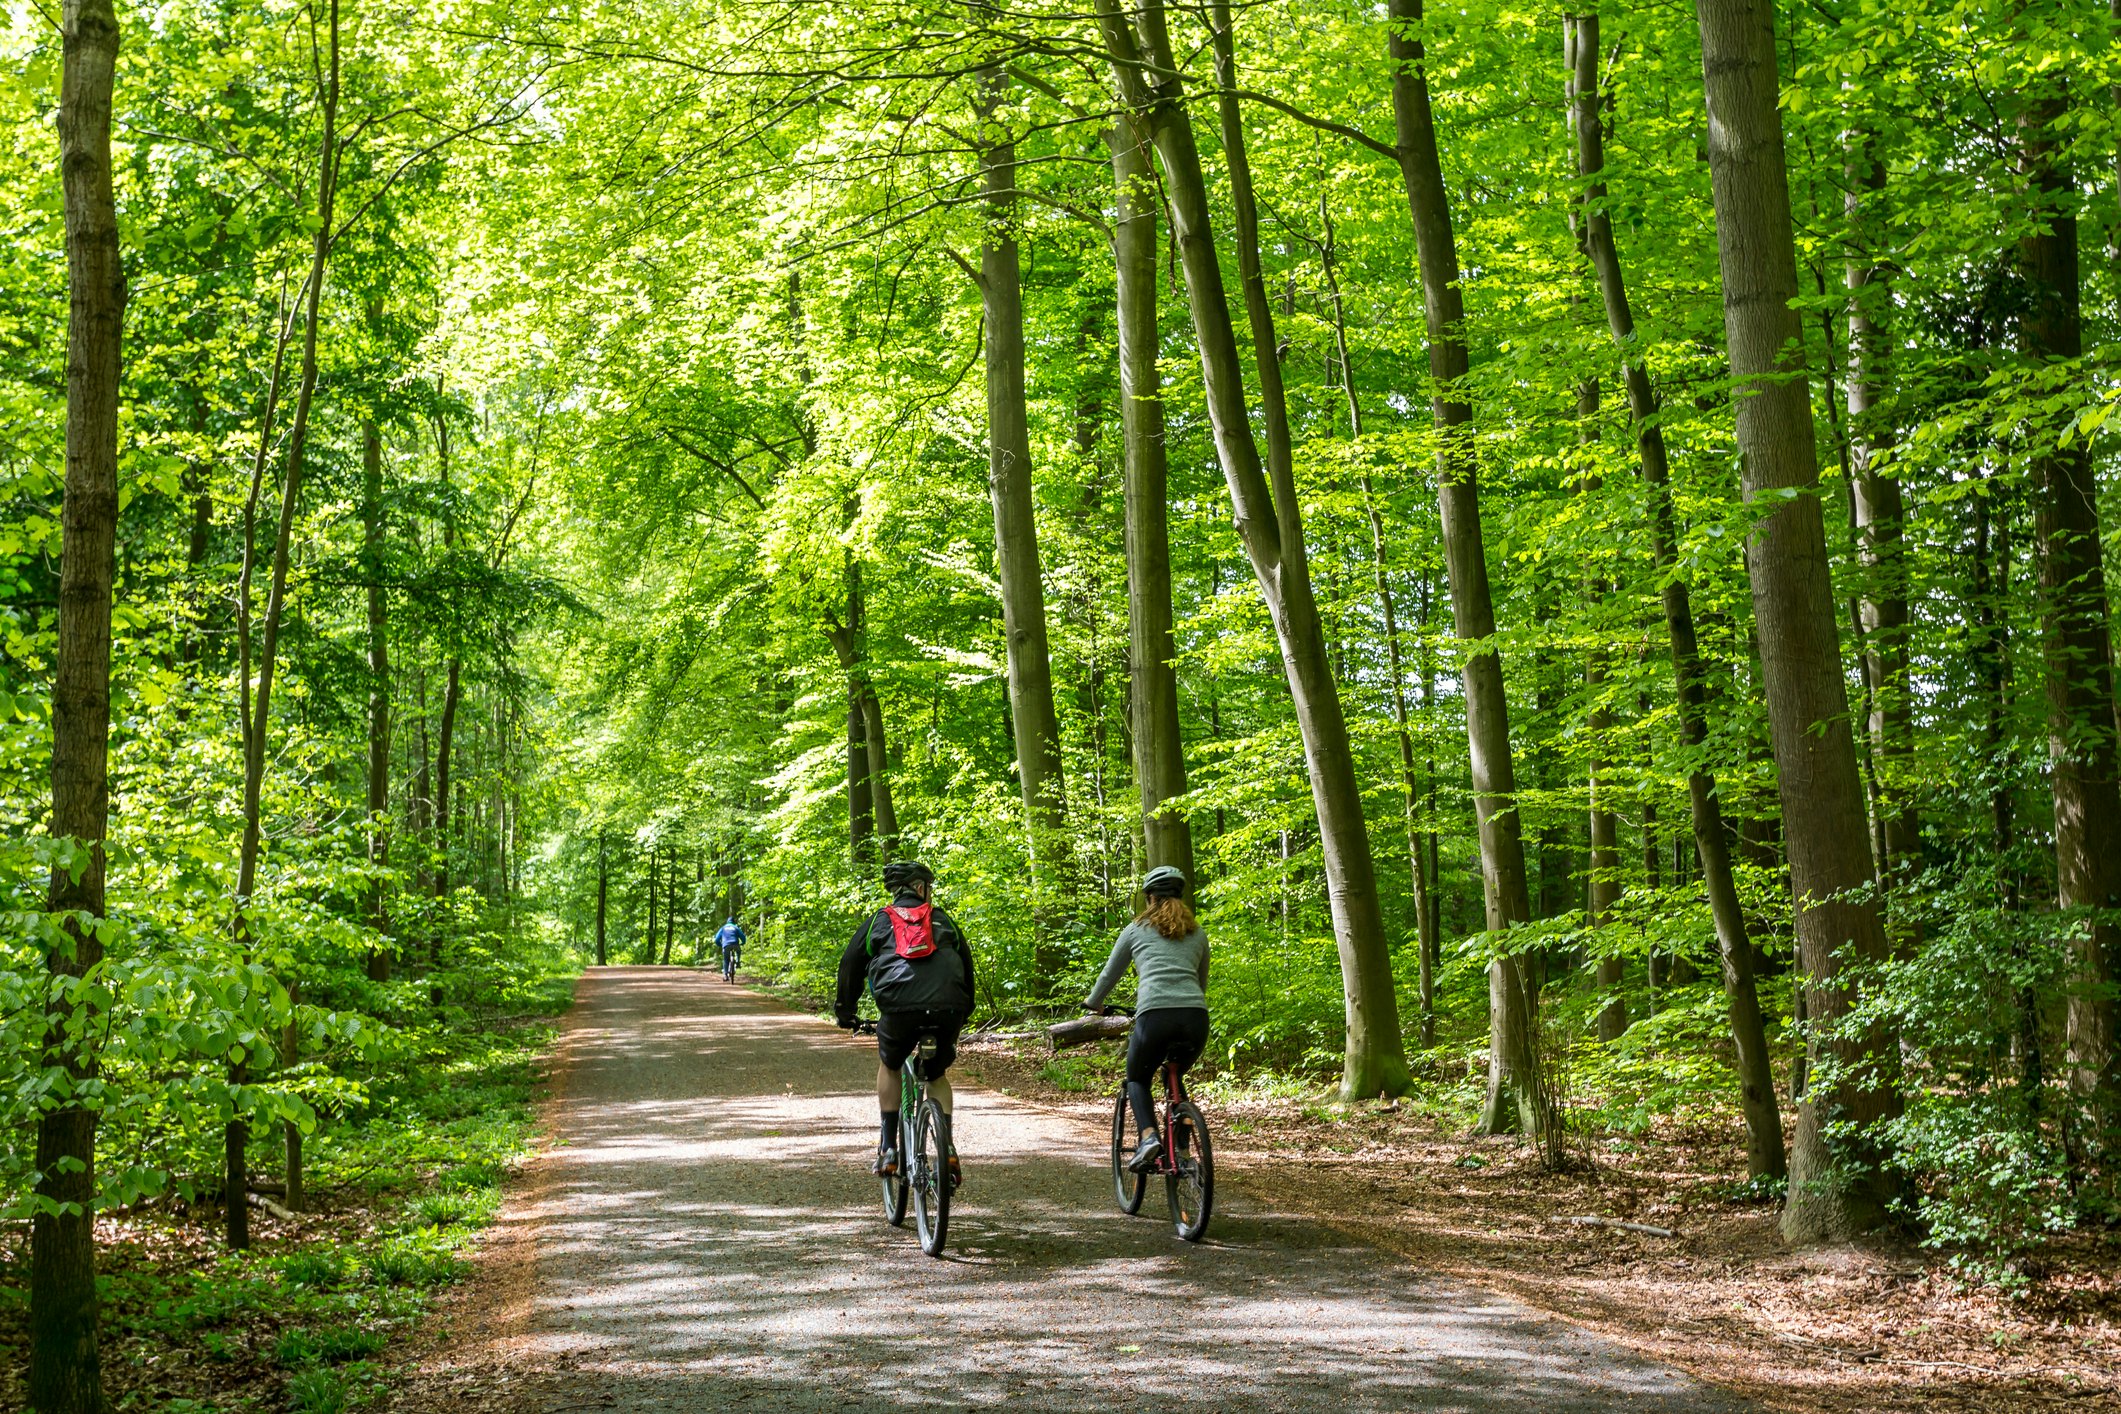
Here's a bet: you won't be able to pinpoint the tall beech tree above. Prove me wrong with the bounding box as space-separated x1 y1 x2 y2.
1113 121 1196 885
975 69 1068 972
1096 0 1411 1098
1695 0 1894 1235
31 0 125 1405
2018 85 2121 1117
1388 0 1543 1132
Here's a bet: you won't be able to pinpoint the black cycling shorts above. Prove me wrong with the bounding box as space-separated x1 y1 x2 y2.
876 1009 965 1080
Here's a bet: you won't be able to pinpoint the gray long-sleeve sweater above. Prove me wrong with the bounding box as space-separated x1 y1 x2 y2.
1085 920 1210 1014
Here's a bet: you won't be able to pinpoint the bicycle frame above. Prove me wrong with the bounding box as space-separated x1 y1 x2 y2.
1148 1059 1183 1175
899 1037 936 1180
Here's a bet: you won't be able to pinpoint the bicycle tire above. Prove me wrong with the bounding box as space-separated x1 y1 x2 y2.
1165 1100 1214 1242
1111 1091 1146 1214
911 1103 951 1257
881 1162 909 1226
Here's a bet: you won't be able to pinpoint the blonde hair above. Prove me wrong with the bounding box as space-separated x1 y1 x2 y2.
1136 894 1197 941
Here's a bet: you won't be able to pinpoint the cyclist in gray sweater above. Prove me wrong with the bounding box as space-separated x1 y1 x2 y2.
1086 866 1210 1173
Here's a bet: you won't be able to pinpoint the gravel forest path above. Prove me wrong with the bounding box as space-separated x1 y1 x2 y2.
432 967 1753 1413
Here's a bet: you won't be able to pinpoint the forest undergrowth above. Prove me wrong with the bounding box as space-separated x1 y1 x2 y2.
0 960 573 1414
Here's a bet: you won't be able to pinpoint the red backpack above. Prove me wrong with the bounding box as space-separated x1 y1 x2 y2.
885 903 937 959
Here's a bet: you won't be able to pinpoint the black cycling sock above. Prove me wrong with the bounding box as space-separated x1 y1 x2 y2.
879 1112 899 1147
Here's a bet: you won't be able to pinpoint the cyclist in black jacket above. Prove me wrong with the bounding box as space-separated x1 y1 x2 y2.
835 860 974 1180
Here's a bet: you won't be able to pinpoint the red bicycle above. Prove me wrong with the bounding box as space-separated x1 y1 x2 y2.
1107 1010 1214 1242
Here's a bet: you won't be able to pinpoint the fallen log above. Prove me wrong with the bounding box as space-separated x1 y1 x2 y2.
246 1191 298 1224
1047 1014 1133 1050
1563 1215 1676 1238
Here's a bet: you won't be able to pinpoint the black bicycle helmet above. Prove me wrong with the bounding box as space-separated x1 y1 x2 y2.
1141 865 1186 898
881 859 935 892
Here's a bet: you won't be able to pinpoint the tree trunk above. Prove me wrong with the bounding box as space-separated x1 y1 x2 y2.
1845 132 1918 914
362 356 390 984
1095 0 1409 1097
1319 199 1433 988
2019 89 2121 1118
1215 1 1414 1097
1568 357 1625 1042
1695 0 1894 1237
1418 579 1442 1047
849 687 874 860
978 68 1069 976
1113 120 1197 887
826 561 899 856
280 984 302 1211
660 847 676 964
647 846 659 963
232 0 338 1249
32 2 123 1404
595 832 608 966
434 658 460 902
1568 11 1781 1175
1388 0 1541 1131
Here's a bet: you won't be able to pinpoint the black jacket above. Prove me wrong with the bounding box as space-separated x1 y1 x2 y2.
835 892 975 1021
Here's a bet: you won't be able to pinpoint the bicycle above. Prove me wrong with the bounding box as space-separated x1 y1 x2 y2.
1105 1009 1215 1242
852 1020 953 1257
720 943 740 982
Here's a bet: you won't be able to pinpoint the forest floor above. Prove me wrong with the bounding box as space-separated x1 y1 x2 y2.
379 967 1764 1413
954 1034 2121 1413
0 999 563 1413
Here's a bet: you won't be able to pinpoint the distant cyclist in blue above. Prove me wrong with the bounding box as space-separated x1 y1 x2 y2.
714 916 746 980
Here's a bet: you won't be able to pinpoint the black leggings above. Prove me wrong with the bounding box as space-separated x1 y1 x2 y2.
1125 1007 1210 1135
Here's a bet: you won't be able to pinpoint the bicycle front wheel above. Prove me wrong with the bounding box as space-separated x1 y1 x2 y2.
1111 1091 1146 1214
1165 1100 1214 1242
911 1103 952 1257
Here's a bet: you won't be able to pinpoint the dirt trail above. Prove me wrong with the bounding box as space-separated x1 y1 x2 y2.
402 967 1755 1412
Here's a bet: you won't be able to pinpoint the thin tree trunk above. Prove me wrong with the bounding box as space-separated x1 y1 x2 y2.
434 658 460 899
1096 0 1410 1097
32 1 123 1403
849 685 874 861
1318 200 1433 985
280 984 302 1211
1695 0 1894 1235
1845 133 1917 916
1568 11 1779 1173
362 351 390 983
1114 121 1196 887
595 832 608 966
1389 0 1541 1131
433 402 461 911
646 846 658 963
977 68 1069 977
1567 354 1625 1042
232 0 339 1249
825 571 899 852
839 518 878 863
2019 88 2121 1118
661 846 677 964
1418 578 1442 1047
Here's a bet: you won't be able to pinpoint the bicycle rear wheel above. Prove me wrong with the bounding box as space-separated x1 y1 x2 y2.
1111 1091 1146 1214
1164 1100 1214 1242
911 1104 952 1257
